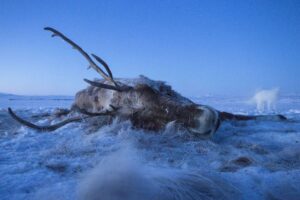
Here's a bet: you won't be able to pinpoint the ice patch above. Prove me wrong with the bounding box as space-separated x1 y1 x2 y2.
289 109 300 114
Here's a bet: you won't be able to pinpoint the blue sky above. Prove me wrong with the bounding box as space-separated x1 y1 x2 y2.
0 0 299 96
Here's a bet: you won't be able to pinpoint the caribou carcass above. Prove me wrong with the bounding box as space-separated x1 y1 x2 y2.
8 27 286 137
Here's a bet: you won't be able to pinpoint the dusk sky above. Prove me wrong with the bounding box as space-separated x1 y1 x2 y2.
0 0 299 96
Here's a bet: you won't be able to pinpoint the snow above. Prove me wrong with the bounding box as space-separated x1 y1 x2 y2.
0 93 300 199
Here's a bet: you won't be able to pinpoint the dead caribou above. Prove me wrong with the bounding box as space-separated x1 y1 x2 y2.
8 27 286 137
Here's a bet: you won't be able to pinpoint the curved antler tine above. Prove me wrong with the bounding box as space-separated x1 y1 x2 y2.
44 27 111 82
91 54 114 80
8 108 84 132
84 79 122 91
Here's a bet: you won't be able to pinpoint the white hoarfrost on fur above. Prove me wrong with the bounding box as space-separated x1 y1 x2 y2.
98 86 115 111
117 75 193 105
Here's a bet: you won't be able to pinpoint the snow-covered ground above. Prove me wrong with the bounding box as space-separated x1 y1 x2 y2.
0 94 300 200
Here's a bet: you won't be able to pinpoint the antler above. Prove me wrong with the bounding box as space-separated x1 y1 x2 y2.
44 27 124 91
8 27 130 131
8 108 84 131
8 107 118 132
83 79 123 92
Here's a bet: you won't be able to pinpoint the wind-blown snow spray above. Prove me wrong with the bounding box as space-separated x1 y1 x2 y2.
250 88 279 113
77 147 159 200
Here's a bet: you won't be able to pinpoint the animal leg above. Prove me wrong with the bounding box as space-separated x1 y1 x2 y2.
219 111 287 121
